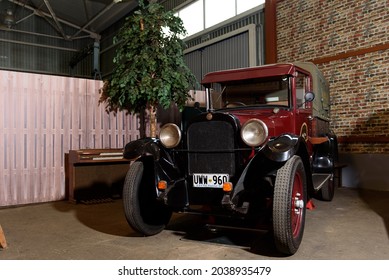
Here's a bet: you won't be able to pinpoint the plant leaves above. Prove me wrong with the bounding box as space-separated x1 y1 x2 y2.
100 0 197 114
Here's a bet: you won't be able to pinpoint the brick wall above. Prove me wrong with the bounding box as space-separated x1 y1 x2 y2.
276 0 389 153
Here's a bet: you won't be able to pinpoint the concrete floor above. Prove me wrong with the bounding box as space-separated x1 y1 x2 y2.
0 187 388 260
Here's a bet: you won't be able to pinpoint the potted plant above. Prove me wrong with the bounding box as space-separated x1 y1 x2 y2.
100 0 196 138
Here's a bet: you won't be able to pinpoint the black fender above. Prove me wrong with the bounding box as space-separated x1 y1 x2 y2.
312 133 338 173
123 138 187 208
124 137 182 181
262 134 303 162
123 138 161 161
264 134 312 188
231 134 313 204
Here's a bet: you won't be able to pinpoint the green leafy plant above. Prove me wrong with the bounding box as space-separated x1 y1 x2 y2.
100 0 196 138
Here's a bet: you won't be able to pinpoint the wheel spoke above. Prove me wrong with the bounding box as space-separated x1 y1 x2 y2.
291 170 304 237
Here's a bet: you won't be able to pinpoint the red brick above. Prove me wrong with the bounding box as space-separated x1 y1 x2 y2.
277 0 389 153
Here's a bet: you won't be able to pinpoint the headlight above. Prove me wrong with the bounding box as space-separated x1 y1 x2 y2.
241 119 268 147
159 123 181 148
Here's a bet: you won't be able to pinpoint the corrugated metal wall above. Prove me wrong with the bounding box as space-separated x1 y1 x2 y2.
0 9 94 78
184 10 262 49
182 8 263 84
185 32 250 84
0 70 139 207
203 32 250 71
100 17 127 79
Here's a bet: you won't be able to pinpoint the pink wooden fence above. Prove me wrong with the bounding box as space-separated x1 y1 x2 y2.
0 70 139 207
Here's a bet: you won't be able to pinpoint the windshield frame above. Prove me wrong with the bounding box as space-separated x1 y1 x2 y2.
207 76 292 111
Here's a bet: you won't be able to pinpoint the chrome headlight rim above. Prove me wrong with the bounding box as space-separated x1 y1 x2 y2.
241 118 268 147
159 123 182 148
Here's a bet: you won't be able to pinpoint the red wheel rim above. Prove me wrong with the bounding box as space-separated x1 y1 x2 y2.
291 170 304 238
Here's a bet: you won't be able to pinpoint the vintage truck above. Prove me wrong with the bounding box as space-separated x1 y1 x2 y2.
122 62 338 255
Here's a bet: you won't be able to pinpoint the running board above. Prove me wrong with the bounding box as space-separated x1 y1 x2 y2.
312 173 332 191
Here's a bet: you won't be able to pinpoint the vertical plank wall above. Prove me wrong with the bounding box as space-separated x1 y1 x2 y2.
0 70 139 207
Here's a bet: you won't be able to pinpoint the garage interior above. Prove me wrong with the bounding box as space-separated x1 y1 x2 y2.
1 0 389 259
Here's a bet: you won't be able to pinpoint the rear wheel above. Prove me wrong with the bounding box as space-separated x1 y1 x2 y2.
123 160 172 236
273 155 307 255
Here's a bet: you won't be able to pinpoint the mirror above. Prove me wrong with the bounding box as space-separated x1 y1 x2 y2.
304 92 315 102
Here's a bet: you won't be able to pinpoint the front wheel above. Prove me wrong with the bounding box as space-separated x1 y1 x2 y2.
123 160 172 236
273 155 307 255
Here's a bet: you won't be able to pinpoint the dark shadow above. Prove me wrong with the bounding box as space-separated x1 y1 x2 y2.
338 108 389 237
166 214 285 257
51 198 289 257
72 180 123 203
358 189 389 238
51 198 136 237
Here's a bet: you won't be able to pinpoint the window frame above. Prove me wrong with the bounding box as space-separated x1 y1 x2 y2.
175 0 265 38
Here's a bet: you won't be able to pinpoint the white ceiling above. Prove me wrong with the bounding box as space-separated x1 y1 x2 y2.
0 0 139 41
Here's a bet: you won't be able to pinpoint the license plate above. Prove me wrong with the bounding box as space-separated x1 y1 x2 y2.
193 173 229 188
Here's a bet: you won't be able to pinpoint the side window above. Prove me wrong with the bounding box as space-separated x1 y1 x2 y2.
296 72 307 108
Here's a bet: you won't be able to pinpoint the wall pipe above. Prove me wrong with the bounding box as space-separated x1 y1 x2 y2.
264 0 277 64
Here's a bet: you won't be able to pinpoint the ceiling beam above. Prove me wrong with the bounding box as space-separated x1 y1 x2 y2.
70 1 116 40
0 26 64 40
8 0 100 40
43 0 67 39
0 37 78 52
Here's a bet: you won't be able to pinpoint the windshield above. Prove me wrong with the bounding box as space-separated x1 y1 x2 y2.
209 76 291 109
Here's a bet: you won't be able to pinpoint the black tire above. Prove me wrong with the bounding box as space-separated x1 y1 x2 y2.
318 173 335 201
123 160 172 236
273 155 307 255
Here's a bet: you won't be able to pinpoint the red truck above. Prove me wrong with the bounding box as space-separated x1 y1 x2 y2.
122 62 338 255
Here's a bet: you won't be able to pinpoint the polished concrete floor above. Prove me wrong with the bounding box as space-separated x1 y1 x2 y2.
0 187 388 260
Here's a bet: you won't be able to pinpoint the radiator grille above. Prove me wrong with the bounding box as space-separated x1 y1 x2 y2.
187 121 236 175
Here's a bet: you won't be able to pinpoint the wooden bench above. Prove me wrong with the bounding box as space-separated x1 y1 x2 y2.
65 149 131 203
